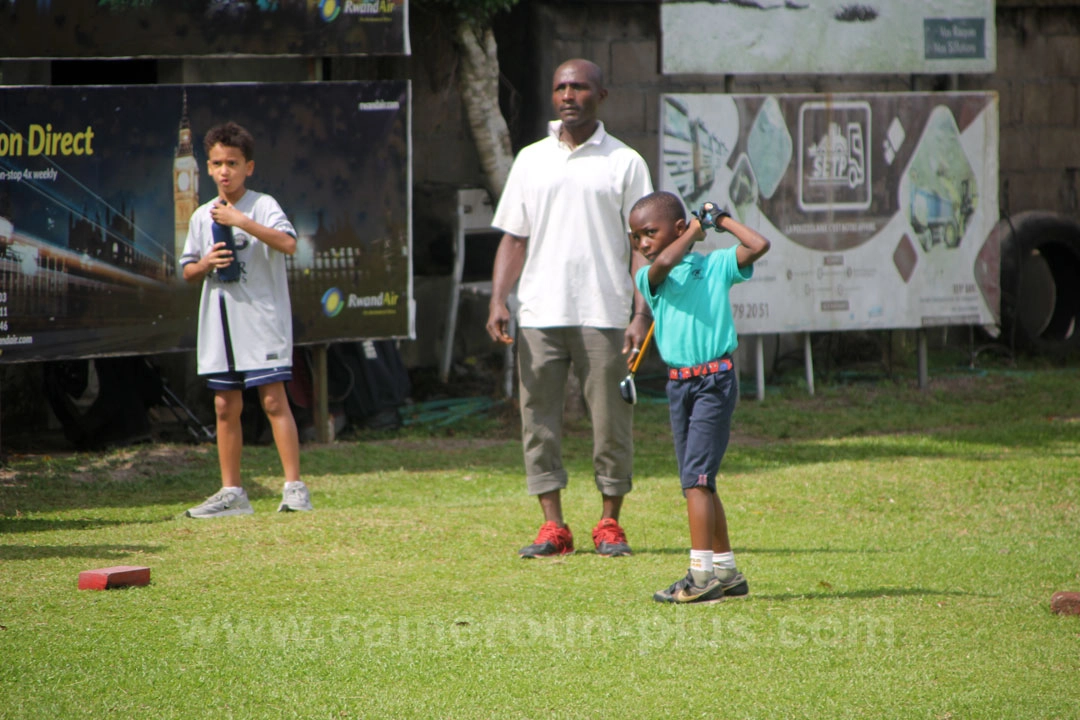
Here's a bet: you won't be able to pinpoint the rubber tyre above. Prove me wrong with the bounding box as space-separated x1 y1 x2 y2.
999 211 1080 354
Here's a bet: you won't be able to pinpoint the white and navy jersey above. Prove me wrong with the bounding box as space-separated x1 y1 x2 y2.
179 190 296 376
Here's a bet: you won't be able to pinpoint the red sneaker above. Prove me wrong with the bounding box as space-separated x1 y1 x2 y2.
592 518 632 557
518 521 575 558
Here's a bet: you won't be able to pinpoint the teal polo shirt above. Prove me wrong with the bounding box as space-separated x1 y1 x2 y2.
635 246 752 368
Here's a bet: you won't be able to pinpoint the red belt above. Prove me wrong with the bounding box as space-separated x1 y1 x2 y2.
668 356 733 381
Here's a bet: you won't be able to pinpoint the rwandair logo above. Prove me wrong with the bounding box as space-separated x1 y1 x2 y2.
322 287 344 317
318 0 340 23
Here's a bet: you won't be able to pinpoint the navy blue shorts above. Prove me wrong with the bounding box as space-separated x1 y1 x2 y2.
666 366 737 493
204 367 292 392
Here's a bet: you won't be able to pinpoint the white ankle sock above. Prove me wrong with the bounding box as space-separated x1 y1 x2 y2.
690 549 714 585
713 551 736 570
690 549 714 572
284 480 304 490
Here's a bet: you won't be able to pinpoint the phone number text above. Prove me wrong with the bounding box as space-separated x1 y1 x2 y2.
732 302 769 320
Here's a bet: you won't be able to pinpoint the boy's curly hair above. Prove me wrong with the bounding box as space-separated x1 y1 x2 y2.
203 121 255 161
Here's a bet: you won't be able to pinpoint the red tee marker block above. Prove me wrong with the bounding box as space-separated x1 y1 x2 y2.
1051 591 1080 616
78 566 151 591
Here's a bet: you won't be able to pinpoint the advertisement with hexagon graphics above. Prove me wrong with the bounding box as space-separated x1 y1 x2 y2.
0 81 412 363
659 92 998 334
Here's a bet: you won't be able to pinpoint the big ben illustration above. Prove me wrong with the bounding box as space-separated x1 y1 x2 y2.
173 91 199 273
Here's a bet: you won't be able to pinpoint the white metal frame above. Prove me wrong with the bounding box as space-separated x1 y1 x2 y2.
439 188 515 397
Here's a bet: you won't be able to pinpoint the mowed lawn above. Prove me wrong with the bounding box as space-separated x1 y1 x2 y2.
1 361 1078 719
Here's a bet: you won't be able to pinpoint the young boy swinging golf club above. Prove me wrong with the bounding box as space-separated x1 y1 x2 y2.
628 191 770 603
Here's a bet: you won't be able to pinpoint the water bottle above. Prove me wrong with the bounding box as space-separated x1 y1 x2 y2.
211 202 241 283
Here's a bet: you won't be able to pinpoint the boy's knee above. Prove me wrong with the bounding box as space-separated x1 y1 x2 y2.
214 392 242 420
260 387 290 417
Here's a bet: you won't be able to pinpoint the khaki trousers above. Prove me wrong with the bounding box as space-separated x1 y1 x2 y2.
517 327 634 497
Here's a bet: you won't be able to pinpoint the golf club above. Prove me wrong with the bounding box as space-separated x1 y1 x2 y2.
619 322 655 405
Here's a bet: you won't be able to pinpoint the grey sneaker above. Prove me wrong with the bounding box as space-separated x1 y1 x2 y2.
185 488 254 518
715 567 749 597
653 570 725 604
278 482 313 512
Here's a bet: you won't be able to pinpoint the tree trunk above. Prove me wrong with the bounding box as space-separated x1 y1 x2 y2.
455 20 514 201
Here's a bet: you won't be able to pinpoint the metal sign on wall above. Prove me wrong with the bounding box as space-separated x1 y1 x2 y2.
659 92 999 334
662 0 994 75
0 0 409 58
0 81 413 364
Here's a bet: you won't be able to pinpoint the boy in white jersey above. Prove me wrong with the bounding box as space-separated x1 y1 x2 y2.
179 121 311 518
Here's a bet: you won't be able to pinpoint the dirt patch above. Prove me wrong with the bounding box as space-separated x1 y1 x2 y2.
1 442 210 486
68 444 208 483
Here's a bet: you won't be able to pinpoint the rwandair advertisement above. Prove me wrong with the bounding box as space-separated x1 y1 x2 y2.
0 81 412 363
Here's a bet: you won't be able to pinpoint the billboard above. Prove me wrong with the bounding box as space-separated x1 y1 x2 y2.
0 0 409 58
662 0 995 75
0 81 412 364
659 92 999 334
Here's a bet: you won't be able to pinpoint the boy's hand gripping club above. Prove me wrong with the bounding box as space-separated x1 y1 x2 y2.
619 322 655 405
691 202 731 235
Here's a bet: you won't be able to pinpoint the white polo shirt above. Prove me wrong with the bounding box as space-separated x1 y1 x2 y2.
492 121 653 329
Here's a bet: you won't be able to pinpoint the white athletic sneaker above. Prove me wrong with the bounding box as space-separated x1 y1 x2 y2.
185 488 254 518
278 482 313 512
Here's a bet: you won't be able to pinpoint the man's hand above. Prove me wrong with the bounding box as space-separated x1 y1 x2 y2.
486 302 514 345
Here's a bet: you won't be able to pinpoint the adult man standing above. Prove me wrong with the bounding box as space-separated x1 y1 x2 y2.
485 59 654 558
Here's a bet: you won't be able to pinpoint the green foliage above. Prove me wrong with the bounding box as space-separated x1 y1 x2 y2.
2 366 1079 718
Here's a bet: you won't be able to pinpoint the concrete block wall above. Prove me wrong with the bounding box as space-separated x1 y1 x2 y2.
982 6 1080 216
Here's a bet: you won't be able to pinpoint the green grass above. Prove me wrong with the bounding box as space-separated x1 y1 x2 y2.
2 362 1079 718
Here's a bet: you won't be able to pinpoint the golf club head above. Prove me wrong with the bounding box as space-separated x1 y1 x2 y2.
620 321 653 405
